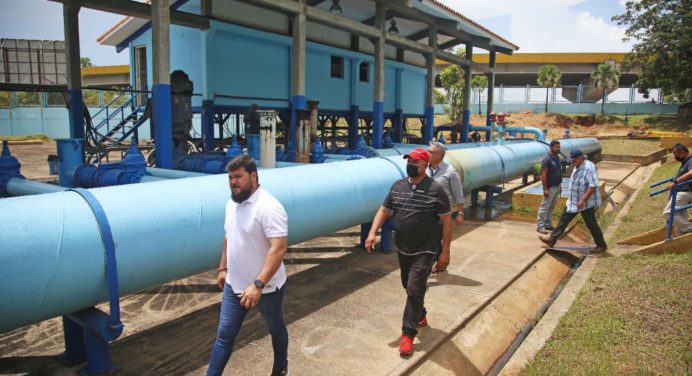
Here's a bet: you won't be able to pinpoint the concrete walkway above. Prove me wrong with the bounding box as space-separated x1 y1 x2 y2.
0 219 546 376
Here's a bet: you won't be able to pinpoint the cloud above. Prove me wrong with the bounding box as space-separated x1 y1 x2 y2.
437 0 634 52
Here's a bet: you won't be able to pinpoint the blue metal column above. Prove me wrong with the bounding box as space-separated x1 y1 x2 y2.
349 58 361 150
63 2 84 140
372 3 386 149
152 0 173 168
349 105 360 149
486 50 496 127
394 109 403 143
394 68 403 143
202 99 215 152
289 11 307 162
424 26 437 144
57 139 84 188
462 43 473 143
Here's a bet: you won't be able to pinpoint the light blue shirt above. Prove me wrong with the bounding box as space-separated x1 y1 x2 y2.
566 159 601 213
427 161 464 209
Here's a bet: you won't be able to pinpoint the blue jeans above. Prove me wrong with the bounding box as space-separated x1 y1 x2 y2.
206 283 288 376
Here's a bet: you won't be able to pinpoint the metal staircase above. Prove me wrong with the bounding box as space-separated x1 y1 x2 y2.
84 89 151 164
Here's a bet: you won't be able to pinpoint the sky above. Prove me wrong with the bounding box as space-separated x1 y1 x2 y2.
441 0 635 52
0 0 636 66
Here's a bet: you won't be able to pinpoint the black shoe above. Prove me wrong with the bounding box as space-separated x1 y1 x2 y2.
539 236 556 248
270 368 289 376
591 246 608 254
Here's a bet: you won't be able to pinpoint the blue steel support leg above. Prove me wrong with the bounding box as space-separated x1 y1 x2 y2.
424 105 434 144
290 95 306 162
471 189 479 207
394 109 403 143
81 329 117 375
462 109 471 143
360 222 372 248
380 218 394 254
58 316 86 366
373 101 384 149
152 83 173 168
349 105 359 150
202 100 215 153
484 185 503 208
67 89 85 139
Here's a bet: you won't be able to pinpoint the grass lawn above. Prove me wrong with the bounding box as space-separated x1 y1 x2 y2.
611 162 681 243
521 160 691 376
522 252 691 376
599 138 662 156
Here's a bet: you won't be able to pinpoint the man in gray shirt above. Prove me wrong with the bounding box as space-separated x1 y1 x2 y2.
426 142 464 273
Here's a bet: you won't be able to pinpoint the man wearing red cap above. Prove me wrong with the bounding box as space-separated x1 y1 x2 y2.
365 147 453 356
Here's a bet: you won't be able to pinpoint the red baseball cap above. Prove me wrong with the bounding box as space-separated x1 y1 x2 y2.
403 147 430 163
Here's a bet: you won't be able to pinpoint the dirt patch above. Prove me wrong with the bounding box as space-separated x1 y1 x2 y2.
466 112 635 139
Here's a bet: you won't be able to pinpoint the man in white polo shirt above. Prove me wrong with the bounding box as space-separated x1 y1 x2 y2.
206 155 289 376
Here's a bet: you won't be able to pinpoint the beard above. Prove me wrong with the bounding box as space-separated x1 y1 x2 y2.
231 186 253 203
675 155 684 162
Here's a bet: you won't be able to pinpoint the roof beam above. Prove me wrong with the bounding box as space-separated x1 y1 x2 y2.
48 0 210 29
245 0 492 70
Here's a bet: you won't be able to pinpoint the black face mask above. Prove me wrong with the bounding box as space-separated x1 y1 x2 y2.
406 164 421 178
675 154 684 162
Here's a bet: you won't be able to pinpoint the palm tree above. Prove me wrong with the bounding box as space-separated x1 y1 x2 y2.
536 64 561 113
471 75 488 115
591 63 621 114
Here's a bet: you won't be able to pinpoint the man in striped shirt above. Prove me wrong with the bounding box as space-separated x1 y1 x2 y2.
539 149 607 253
365 147 452 356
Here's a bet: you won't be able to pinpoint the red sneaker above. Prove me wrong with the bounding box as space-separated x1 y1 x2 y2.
417 315 428 328
399 334 414 356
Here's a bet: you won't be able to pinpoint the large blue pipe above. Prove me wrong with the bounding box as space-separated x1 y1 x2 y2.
0 138 600 333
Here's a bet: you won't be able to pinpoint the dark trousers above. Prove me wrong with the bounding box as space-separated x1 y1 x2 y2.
398 252 435 338
548 207 607 248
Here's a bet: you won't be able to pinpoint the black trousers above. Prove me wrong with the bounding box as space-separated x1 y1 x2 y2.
398 252 435 338
548 207 607 248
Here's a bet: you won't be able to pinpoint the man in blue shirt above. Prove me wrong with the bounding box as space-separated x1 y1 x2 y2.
663 143 692 236
537 140 563 234
539 149 607 253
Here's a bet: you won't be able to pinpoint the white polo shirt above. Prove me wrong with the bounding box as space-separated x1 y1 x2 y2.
224 186 288 294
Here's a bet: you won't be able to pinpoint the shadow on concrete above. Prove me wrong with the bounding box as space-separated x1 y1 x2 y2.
0 249 400 376
287 246 352 254
403 326 484 376
135 283 220 295
428 272 482 287
0 355 65 375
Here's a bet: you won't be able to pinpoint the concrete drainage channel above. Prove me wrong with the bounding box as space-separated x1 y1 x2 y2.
403 159 655 376
402 250 581 376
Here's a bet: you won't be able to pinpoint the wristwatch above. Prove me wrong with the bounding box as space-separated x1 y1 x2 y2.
253 279 265 289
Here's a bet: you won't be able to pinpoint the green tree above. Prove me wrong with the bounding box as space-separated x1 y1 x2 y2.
439 50 466 125
591 63 621 114
613 0 692 103
536 64 561 113
470 75 488 115
433 89 446 104
80 57 94 67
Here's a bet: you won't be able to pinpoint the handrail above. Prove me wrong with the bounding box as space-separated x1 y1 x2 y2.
649 177 691 241
650 176 674 189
